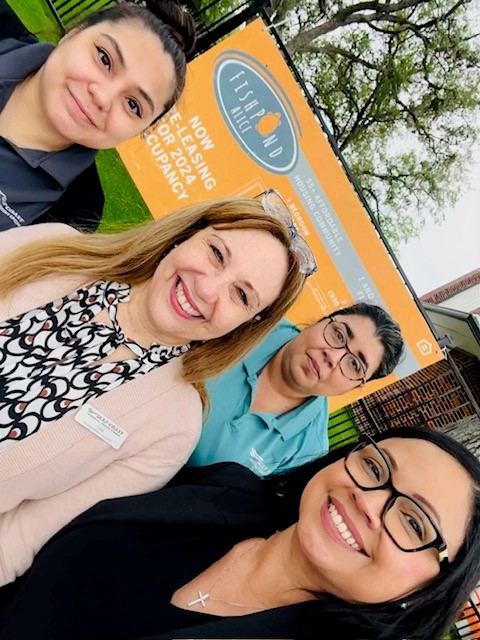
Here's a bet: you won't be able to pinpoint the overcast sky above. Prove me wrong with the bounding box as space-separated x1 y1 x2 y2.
395 147 480 297
376 6 480 299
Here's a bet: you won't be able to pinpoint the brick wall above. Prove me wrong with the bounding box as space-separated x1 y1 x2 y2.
455 349 480 403
351 348 480 435
420 268 480 304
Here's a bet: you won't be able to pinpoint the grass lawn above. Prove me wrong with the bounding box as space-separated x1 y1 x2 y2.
6 0 61 41
327 407 358 450
95 149 153 232
6 0 153 232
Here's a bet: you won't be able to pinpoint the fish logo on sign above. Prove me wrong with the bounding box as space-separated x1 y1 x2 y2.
256 112 282 136
213 50 302 174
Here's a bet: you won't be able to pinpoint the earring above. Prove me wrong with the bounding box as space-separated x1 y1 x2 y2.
400 602 408 610
158 243 179 265
254 314 261 321
141 125 154 138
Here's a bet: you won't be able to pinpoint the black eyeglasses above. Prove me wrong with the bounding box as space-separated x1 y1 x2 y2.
344 434 449 570
259 189 317 277
323 317 367 384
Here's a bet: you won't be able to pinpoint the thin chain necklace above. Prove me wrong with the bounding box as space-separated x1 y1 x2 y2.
187 540 265 611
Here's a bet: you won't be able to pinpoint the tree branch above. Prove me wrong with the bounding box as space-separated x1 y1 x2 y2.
286 0 431 54
302 43 386 72
338 78 386 150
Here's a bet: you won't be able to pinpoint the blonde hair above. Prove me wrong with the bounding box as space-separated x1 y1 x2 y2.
1 199 305 403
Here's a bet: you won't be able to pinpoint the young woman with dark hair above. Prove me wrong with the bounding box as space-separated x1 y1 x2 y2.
0 0 196 231
0 426 477 640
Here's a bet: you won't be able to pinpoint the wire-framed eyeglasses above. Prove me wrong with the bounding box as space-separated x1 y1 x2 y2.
344 434 449 570
260 189 317 277
323 317 367 384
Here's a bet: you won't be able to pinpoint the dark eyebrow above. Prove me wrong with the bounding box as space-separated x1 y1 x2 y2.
412 492 442 528
102 33 125 66
340 320 369 373
213 234 260 307
382 446 442 527
381 446 398 472
100 33 155 115
137 88 155 116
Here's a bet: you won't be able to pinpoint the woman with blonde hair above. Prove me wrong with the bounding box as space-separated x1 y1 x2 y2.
0 191 311 586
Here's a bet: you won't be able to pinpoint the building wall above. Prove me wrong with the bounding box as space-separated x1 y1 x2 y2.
426 307 480 358
351 348 480 434
445 416 480 457
436 284 480 314
421 268 480 307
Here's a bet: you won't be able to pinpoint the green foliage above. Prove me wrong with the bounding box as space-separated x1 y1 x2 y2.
196 0 247 26
273 0 480 247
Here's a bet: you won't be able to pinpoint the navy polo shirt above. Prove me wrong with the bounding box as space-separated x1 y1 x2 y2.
0 36 97 230
187 319 329 476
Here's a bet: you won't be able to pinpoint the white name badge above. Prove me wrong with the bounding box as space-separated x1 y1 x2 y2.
75 403 128 450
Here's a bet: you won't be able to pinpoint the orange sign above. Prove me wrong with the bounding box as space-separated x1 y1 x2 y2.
117 19 443 411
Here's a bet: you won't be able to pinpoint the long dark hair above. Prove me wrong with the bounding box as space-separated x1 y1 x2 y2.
76 0 197 120
265 426 480 639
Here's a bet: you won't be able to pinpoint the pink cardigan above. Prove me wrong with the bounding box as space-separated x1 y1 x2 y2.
0 224 202 585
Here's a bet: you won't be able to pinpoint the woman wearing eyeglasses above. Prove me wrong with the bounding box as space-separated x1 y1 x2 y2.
0 194 308 587
0 426 478 640
188 204 404 475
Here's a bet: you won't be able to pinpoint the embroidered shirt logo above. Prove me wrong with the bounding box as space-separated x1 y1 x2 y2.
0 189 25 227
249 447 271 476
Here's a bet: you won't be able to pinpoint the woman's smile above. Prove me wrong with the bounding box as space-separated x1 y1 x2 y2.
296 437 472 604
170 278 204 320
67 88 98 128
38 22 176 149
142 226 289 345
322 498 364 554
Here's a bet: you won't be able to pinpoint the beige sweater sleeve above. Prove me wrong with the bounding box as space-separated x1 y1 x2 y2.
0 387 202 586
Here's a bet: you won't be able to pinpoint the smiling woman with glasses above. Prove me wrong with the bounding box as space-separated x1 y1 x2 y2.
1 426 479 640
344 434 448 566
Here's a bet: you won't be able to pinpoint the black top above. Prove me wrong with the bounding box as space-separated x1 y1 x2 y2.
0 0 104 232
0 464 308 639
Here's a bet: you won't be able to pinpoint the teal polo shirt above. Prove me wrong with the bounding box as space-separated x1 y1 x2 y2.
187 319 329 476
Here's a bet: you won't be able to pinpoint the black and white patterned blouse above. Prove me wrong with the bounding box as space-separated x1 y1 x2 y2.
0 280 189 450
